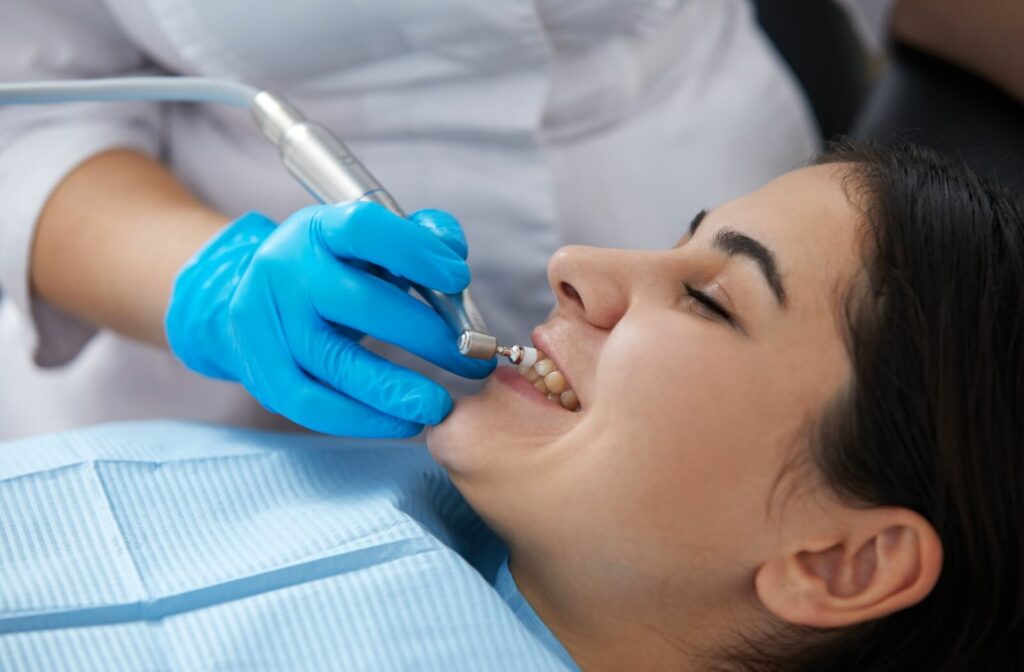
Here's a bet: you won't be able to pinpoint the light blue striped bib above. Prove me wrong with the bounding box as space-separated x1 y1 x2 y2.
0 421 576 671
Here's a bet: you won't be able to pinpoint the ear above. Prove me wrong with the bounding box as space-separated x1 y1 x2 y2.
754 507 942 628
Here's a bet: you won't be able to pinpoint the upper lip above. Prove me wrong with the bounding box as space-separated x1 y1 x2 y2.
530 326 583 410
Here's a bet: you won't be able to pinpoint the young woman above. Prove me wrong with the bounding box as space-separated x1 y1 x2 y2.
1 142 1020 670
429 140 1024 669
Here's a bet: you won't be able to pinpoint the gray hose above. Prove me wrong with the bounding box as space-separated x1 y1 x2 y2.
0 77 258 108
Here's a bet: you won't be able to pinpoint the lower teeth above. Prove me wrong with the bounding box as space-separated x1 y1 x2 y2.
516 350 580 411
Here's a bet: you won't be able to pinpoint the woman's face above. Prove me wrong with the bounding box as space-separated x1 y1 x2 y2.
427 164 864 598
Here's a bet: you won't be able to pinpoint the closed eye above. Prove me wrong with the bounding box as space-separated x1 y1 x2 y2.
683 283 734 325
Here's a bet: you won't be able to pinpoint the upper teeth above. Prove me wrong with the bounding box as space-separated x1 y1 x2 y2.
516 350 580 411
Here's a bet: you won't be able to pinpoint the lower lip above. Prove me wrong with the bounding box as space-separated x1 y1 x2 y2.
494 366 562 410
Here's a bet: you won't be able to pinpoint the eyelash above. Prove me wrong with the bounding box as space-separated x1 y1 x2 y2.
682 283 734 324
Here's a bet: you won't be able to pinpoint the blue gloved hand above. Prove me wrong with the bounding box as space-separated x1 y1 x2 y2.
165 202 495 437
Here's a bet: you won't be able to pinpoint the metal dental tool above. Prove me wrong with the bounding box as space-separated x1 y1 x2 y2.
494 344 539 368
0 76 534 364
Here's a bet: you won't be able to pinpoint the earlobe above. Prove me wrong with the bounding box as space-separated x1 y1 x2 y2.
754 508 942 629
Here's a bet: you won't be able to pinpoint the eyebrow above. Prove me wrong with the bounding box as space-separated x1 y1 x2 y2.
683 208 787 307
689 209 708 236
712 228 787 307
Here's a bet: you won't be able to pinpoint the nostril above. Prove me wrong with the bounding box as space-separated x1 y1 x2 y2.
560 281 584 309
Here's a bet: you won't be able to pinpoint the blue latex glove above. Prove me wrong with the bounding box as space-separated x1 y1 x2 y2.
165 203 495 437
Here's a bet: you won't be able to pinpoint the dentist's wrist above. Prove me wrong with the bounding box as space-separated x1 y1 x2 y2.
165 211 277 380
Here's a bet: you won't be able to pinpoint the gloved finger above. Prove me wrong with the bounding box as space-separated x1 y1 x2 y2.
307 202 471 294
229 278 423 438
348 259 411 293
311 263 495 379
288 319 455 425
282 374 424 438
238 335 423 437
362 209 467 292
409 209 468 259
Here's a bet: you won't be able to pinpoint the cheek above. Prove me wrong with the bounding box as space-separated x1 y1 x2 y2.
590 317 741 446
572 321 784 540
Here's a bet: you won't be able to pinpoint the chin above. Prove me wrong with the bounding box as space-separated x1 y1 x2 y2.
426 394 486 472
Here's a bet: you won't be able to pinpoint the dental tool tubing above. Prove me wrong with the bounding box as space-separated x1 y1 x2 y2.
0 77 258 108
0 76 531 363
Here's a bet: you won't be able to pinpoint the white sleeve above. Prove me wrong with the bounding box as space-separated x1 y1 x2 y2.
0 0 163 367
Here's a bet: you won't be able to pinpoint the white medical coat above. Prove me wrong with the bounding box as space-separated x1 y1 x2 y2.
0 0 820 439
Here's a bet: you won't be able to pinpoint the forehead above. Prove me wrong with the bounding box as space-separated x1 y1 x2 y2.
707 163 865 302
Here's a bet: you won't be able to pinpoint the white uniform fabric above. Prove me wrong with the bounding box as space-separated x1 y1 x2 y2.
0 0 819 439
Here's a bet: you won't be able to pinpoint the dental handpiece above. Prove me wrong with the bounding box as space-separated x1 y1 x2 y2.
249 91 510 360
0 77 533 364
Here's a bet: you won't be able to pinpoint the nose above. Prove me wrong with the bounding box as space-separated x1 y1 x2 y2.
547 245 637 330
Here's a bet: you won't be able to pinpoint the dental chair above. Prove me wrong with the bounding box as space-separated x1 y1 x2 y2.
752 0 872 141
754 0 1024 189
853 44 1024 190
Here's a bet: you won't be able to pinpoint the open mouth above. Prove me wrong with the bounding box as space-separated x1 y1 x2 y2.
513 349 580 412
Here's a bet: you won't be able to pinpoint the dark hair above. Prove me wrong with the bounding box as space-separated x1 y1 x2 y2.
727 141 1024 671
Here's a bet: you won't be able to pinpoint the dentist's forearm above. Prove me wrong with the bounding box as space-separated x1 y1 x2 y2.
892 0 1024 104
31 149 230 346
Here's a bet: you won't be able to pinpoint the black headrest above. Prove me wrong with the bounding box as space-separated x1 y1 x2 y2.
853 44 1024 191
752 0 871 140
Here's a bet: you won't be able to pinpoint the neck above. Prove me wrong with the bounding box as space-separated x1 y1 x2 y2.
508 550 728 671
